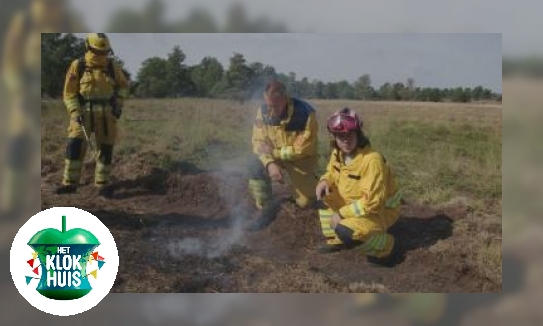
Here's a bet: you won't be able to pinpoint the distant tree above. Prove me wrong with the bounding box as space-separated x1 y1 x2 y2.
337 80 355 99
135 57 169 97
404 78 415 101
482 88 493 100
323 82 338 99
286 72 300 96
451 87 470 103
191 56 224 97
166 45 194 96
429 88 443 102
224 52 254 101
354 74 372 100
392 82 405 100
298 77 313 98
314 80 325 98
472 86 484 101
379 82 394 100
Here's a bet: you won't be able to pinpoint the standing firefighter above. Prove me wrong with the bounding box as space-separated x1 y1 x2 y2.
315 108 403 266
247 80 319 230
55 33 129 198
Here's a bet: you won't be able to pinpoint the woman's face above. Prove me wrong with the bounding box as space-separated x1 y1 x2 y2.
335 131 358 154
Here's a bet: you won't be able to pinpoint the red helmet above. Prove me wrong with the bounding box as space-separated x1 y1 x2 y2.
327 108 362 134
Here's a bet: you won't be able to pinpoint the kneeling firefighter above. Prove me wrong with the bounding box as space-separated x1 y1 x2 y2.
315 108 403 266
247 80 319 230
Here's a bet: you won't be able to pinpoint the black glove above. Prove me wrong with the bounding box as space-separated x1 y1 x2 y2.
110 96 122 119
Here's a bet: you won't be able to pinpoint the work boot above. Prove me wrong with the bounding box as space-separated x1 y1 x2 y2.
317 243 346 254
366 240 404 267
97 184 115 199
245 200 281 231
55 184 77 195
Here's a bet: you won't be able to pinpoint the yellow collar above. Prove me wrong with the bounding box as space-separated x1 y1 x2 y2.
336 146 371 165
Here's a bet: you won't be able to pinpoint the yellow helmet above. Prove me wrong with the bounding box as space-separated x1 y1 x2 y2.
85 33 112 53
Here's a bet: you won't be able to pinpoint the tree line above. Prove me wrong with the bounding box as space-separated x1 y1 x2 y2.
41 33 501 103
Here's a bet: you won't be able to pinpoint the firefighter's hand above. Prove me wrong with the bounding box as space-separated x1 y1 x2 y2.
316 180 330 200
267 162 283 182
257 142 273 155
330 214 342 229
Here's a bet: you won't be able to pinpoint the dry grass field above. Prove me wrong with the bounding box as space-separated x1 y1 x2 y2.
41 98 502 292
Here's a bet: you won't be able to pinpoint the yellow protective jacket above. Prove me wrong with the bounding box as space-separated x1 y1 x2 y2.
63 51 129 116
320 145 402 219
251 96 318 168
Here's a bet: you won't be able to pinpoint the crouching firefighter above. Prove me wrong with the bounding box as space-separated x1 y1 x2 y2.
55 33 129 198
315 108 404 267
246 80 319 230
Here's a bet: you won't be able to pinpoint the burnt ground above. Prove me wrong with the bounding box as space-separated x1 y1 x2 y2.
40 155 500 293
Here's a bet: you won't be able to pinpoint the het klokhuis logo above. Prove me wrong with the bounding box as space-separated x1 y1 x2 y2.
11 207 119 316
25 215 106 300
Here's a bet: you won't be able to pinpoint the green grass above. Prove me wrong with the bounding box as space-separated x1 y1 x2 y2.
367 120 501 205
42 98 502 209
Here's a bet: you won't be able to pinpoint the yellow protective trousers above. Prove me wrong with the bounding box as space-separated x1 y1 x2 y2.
61 103 117 186
248 155 318 209
318 186 400 258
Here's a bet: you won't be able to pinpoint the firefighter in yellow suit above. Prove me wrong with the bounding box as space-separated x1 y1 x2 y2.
247 80 319 230
315 108 403 266
54 33 129 198
1 0 86 218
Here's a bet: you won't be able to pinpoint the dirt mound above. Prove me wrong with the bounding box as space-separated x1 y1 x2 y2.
41 161 500 293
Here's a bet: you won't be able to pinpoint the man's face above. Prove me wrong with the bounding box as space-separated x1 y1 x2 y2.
264 89 287 117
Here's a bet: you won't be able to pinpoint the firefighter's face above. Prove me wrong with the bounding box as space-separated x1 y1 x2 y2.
264 90 287 117
334 131 358 154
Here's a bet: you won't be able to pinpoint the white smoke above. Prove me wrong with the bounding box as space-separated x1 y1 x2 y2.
166 156 252 259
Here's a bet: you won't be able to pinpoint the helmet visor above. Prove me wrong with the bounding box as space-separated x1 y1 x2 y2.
327 114 358 134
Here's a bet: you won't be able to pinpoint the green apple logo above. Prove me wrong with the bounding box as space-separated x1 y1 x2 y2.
27 215 100 300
